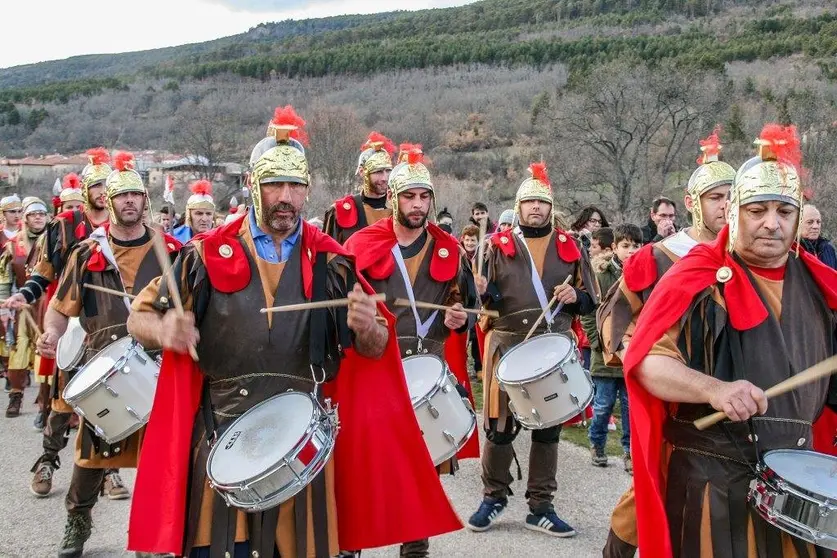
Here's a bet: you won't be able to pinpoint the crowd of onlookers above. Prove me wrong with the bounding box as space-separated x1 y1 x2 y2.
448 199 837 471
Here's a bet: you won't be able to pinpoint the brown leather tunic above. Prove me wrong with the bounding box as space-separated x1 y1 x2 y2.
323 194 391 244
659 257 834 557
50 227 170 468
481 230 597 428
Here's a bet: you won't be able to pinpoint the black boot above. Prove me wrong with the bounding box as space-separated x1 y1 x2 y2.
58 511 92 558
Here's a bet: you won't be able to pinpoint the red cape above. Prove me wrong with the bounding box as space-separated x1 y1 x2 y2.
128 221 461 554
444 331 480 460
344 217 460 282
622 225 837 558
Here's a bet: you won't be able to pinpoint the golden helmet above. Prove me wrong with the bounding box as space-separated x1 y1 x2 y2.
80 148 112 206
22 196 48 217
514 162 553 214
0 194 22 212
59 173 86 205
249 106 310 227
728 123 803 252
687 127 736 234
356 132 395 193
185 180 216 228
388 145 433 197
105 152 146 222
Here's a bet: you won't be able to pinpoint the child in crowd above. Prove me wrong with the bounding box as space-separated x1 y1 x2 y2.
460 224 482 379
581 223 642 472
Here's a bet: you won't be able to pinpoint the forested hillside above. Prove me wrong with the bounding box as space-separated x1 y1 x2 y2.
1 0 836 231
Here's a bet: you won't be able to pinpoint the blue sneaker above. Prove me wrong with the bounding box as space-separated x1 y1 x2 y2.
466 497 508 532
525 511 577 538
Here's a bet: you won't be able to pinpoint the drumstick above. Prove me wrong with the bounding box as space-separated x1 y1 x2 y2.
474 218 487 277
261 294 386 313
693 354 837 431
150 231 199 362
524 274 572 342
392 298 500 318
20 308 42 338
82 283 137 300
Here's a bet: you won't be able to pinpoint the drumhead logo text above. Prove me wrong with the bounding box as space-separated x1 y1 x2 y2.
225 430 242 450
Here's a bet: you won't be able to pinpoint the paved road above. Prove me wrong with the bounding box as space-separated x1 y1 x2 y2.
0 385 630 557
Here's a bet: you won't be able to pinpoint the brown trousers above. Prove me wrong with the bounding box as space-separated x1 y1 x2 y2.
480 417 561 514
66 464 105 513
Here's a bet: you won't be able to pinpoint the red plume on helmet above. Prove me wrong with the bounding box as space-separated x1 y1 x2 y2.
271 105 309 146
52 197 61 211
758 123 802 171
407 145 424 165
698 125 723 165
113 152 136 172
62 173 81 190
85 147 110 166
362 132 396 155
189 179 212 196
529 162 550 186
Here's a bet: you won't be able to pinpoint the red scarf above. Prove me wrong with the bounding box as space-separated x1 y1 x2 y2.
128 221 461 553
622 225 837 558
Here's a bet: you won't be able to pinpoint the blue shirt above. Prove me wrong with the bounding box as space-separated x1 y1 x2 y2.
248 207 301 263
171 224 193 244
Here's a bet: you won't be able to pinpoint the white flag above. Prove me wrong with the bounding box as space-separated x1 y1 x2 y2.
52 178 61 196
163 175 175 204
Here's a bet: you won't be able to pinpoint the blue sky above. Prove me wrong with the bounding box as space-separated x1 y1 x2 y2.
0 0 474 69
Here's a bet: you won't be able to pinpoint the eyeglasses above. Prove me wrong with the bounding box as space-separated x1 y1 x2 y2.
587 218 602 225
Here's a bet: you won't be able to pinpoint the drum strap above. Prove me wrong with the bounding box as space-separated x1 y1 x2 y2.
309 251 329 372
88 227 131 311
201 380 216 446
513 227 558 328
391 245 439 345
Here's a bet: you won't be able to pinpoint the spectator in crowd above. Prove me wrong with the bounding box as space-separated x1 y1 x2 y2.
641 196 677 244
589 227 614 259
800 203 837 269
460 224 482 379
460 224 479 265
496 209 515 232
468 202 495 232
582 223 642 471
437 207 454 234
568 206 608 252
157 206 172 232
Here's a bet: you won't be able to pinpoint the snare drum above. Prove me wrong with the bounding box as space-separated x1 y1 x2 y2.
749 449 837 550
403 354 476 465
206 391 338 512
56 317 86 371
496 333 593 429
62 337 159 444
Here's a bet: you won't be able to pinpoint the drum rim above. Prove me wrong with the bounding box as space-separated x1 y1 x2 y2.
56 320 87 371
429 408 477 466
496 332 576 385
509 387 594 430
206 391 335 487
62 337 144 403
759 448 837 501
402 353 448 405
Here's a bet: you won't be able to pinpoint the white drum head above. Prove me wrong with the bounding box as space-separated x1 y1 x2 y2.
56 318 86 369
64 337 133 399
209 392 315 484
764 449 837 500
403 355 445 403
498 334 573 383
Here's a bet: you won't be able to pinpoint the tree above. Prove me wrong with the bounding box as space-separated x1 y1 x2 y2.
305 103 366 198
539 62 727 216
173 103 239 183
726 104 747 143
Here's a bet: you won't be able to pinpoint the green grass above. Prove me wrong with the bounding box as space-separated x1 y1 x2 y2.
469 377 626 457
